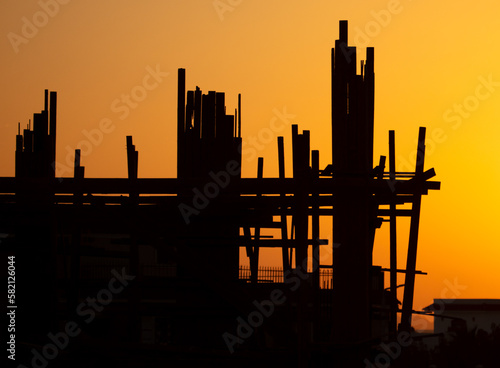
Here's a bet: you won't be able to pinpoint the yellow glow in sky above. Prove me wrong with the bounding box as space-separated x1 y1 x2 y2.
1 0 500 327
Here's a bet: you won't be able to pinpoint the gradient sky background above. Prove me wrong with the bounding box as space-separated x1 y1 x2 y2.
1 0 500 330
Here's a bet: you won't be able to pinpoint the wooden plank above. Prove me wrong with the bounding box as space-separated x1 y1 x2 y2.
0 176 440 195
215 92 225 139
193 87 201 139
253 159 264 276
400 127 426 332
380 268 427 275
0 192 423 214
389 130 398 335
202 91 216 139
277 136 290 271
312 150 320 289
250 157 264 283
237 93 241 138
49 91 57 177
185 90 194 131
177 69 186 179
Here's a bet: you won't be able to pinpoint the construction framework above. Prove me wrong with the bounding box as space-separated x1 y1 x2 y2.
0 20 439 366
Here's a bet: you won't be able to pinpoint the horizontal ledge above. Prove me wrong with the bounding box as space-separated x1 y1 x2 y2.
380 268 427 275
180 238 329 248
0 176 441 195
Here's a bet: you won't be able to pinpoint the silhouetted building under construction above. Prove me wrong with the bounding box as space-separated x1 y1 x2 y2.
0 21 440 368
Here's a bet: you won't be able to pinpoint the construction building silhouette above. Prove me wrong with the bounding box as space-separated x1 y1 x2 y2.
0 20 440 367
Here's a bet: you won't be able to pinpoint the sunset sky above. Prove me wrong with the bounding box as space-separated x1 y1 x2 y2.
1 0 500 329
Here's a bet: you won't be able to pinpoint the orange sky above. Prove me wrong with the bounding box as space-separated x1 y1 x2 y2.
1 0 500 329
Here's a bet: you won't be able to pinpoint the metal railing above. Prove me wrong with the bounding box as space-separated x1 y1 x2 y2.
239 265 333 289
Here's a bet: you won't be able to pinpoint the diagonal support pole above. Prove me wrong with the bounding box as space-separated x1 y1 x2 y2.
400 127 426 332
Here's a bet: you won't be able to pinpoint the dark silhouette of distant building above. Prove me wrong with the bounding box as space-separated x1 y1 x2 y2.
426 299 500 336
